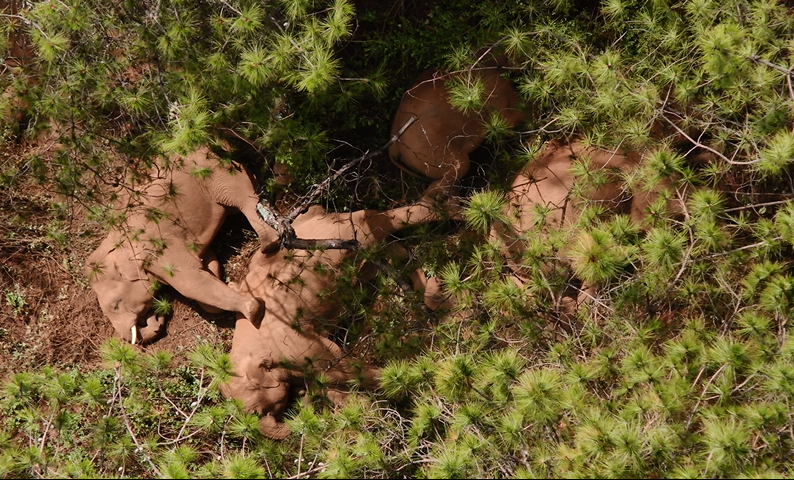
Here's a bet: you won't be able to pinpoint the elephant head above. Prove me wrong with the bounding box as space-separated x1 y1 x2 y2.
219 200 457 439
86 146 274 345
87 244 166 344
219 352 293 440
221 317 381 440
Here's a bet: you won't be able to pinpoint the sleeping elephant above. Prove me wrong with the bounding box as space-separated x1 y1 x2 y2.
85 145 281 345
389 50 524 202
490 139 685 316
221 200 450 439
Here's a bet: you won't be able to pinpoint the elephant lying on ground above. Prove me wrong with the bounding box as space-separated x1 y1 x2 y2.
389 51 524 202
85 146 280 344
221 200 450 440
490 139 686 317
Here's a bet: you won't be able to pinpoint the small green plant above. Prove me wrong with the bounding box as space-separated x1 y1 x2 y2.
153 296 173 316
4 286 26 316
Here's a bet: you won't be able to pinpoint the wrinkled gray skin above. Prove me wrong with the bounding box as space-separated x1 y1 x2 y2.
221 201 450 440
85 146 280 345
389 52 524 202
490 139 685 316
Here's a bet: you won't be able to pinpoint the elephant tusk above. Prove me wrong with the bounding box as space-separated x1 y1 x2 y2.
131 325 138 345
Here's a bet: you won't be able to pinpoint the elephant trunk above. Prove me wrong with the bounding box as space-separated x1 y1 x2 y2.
259 413 291 440
132 313 166 345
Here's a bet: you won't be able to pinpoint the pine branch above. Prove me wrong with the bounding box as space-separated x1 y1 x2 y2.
746 55 794 104
112 365 163 478
159 368 208 445
657 112 754 166
365 255 434 317
0 13 50 41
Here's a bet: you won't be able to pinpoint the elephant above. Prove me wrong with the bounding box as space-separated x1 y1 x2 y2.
85 145 281 345
389 50 524 202
490 139 685 317
220 200 450 440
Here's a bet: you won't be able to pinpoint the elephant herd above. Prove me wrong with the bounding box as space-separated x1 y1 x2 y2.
85 149 452 438
85 51 700 439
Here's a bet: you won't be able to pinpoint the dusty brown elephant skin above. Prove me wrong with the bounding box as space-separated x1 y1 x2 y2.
221 201 449 440
85 146 280 345
389 55 524 202
491 139 684 315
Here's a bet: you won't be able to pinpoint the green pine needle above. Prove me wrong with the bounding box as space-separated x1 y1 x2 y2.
99 338 141 373
641 227 684 272
379 359 413 399
221 453 266 479
756 130 794 178
435 355 478 400
568 228 631 285
464 190 509 236
446 75 486 115
152 297 174 315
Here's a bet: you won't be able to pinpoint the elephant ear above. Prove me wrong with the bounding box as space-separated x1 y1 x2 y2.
243 357 283 389
113 250 148 283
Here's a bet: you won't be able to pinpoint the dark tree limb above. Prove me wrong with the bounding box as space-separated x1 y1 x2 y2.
256 116 418 251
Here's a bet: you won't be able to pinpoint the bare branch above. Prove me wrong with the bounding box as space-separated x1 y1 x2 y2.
256 116 419 251
746 55 794 77
657 113 756 166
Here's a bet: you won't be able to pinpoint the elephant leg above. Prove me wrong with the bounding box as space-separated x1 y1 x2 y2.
203 248 222 278
575 283 597 312
239 201 280 254
197 248 224 314
378 242 452 312
423 177 456 204
323 358 381 391
353 202 438 246
149 250 264 326
413 272 452 311
555 282 598 336
302 337 379 389
326 388 349 408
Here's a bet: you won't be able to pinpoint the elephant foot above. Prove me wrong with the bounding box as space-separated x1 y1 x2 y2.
325 388 349 407
243 297 265 328
258 228 282 254
423 277 453 312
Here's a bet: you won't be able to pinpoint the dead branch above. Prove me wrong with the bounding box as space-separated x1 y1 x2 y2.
256 116 418 251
